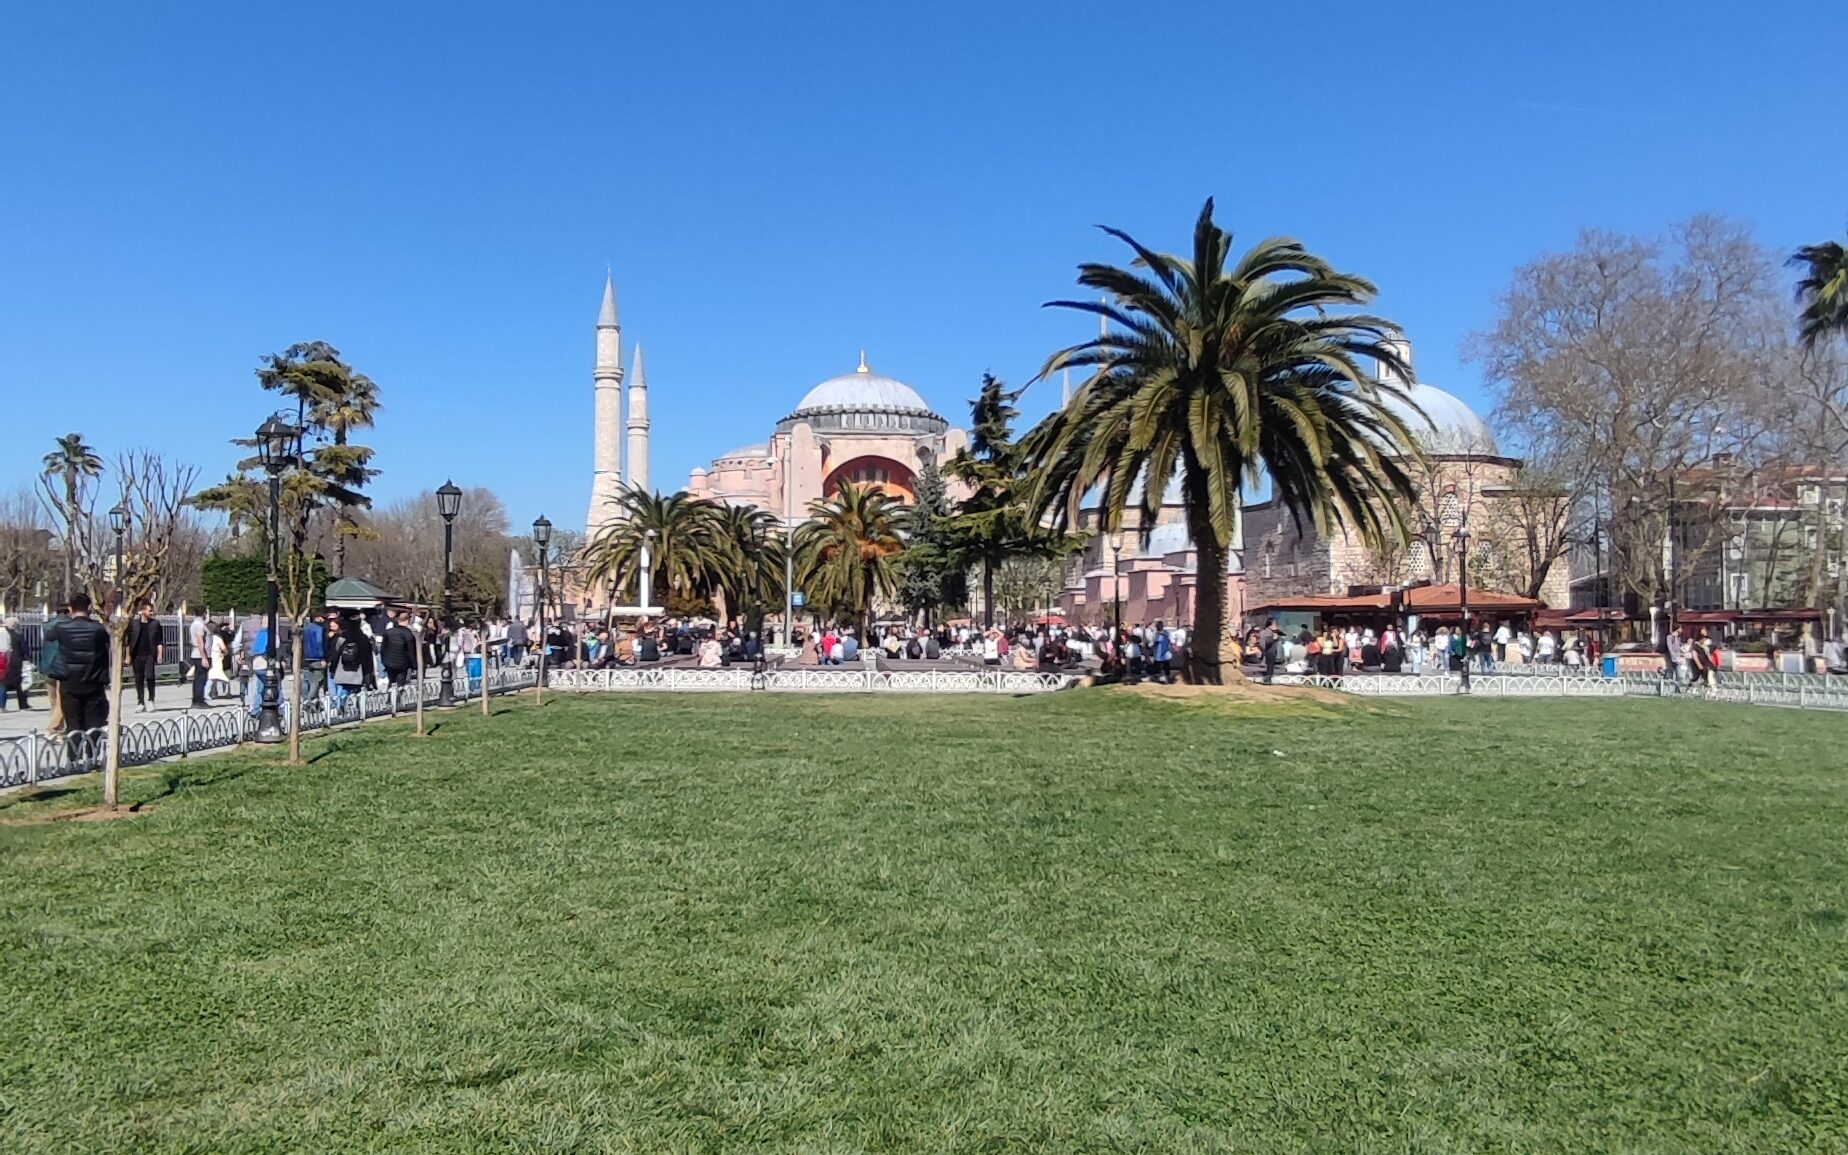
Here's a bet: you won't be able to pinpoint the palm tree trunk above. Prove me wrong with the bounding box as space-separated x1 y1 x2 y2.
982 558 995 629
104 624 125 807
63 469 77 600
287 630 304 765
1184 501 1228 685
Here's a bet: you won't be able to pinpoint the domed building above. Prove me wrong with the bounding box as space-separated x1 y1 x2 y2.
1239 337 1568 620
686 352 970 518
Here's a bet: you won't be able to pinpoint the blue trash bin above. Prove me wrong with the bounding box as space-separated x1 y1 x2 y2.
1600 655 1616 678
466 655 483 681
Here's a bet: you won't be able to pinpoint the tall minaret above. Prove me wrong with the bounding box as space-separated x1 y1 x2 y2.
625 344 650 494
587 273 624 537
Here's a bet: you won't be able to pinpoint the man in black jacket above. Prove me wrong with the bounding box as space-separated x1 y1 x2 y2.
380 611 418 686
45 593 112 732
127 602 165 711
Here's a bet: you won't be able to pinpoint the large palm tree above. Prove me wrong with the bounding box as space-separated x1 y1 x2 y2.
580 487 729 610
40 432 103 599
1791 236 1848 350
1022 198 1423 683
710 502 785 630
793 481 905 637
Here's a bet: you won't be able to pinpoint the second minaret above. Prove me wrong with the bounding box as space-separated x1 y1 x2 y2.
625 344 650 494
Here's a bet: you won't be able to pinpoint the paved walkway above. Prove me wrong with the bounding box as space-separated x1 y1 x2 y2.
0 694 251 740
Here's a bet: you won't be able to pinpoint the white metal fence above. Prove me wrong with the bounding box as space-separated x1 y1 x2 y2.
545 667 1082 694
0 667 538 791
1269 671 1848 710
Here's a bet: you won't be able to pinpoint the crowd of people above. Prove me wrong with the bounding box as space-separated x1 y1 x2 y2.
0 593 1790 738
1243 617 1729 687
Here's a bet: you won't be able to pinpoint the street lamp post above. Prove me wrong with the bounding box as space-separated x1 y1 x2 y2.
778 453 795 649
532 515 552 698
751 519 769 677
435 480 462 707
1455 521 1472 693
639 528 657 613
107 502 128 615
254 416 296 743
1110 532 1124 642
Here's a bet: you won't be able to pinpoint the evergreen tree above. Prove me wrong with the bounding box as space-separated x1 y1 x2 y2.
943 374 1070 628
895 458 965 623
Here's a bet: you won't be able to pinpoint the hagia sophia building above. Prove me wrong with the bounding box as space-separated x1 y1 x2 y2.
584 274 969 546
582 277 1565 626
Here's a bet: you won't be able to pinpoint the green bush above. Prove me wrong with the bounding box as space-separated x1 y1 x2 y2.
201 552 328 613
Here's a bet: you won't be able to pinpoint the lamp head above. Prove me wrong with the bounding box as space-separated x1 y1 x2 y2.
531 514 553 547
108 503 129 536
256 415 297 474
436 480 463 522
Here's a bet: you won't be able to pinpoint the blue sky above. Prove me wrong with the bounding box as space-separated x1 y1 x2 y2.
2 1 1841 529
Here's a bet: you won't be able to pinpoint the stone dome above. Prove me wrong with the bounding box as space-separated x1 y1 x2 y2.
792 354 934 417
1371 337 1499 456
1379 382 1499 456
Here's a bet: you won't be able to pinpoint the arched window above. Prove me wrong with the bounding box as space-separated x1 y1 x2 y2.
1406 539 1430 578
1438 491 1462 529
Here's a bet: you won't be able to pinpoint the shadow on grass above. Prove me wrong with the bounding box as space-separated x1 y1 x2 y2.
0 785 83 813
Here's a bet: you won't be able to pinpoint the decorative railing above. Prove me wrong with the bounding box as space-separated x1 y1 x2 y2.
1268 671 1848 710
0 667 539 792
544 667 1081 695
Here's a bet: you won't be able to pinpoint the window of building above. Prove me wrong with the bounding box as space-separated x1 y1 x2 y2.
1406 539 1430 578
848 464 891 486
1438 491 1462 529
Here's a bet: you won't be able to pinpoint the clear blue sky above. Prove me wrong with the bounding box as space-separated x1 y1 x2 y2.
2 1 1841 529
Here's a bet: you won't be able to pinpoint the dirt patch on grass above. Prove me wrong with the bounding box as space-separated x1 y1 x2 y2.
1116 678 1350 710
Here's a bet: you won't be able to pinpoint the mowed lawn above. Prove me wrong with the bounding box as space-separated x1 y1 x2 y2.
2 692 1845 1153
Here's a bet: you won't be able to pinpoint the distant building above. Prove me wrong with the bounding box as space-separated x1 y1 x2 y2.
686 352 970 519
1241 338 1569 617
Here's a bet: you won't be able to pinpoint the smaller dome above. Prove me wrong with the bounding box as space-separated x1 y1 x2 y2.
714 443 770 462
1380 382 1498 455
1142 521 1192 557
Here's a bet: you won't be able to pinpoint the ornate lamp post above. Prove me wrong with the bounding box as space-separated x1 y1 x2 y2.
639 528 657 613
1109 531 1124 642
435 480 462 707
254 415 296 743
107 502 128 615
532 514 552 695
1455 520 1472 692
751 519 769 674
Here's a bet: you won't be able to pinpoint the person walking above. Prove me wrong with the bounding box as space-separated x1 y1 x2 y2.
188 609 210 707
43 593 112 733
127 602 164 711
327 612 376 706
1260 618 1279 684
380 611 418 687
300 610 328 700
0 615 27 711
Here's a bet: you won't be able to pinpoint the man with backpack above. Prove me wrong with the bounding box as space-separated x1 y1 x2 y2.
43 593 112 733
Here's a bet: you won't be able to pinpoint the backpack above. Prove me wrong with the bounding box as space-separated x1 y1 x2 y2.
40 625 66 681
338 639 364 673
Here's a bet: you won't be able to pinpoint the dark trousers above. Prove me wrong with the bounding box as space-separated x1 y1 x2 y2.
133 656 159 704
191 658 208 705
59 684 110 731
386 666 411 687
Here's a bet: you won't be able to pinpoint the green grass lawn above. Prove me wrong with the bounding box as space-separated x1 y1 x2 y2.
2 691 1845 1153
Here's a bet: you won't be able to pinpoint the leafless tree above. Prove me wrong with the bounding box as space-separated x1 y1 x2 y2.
37 452 199 808
1470 216 1788 612
0 487 59 610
